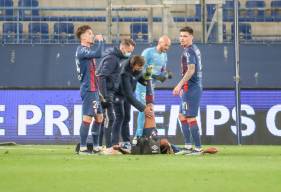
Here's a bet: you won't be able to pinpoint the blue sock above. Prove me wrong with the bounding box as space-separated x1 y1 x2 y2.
135 87 146 138
189 120 201 148
135 112 145 137
180 120 192 145
80 121 90 147
91 122 101 147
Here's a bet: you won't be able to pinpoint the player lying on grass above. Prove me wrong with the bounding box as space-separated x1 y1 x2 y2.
75 138 218 155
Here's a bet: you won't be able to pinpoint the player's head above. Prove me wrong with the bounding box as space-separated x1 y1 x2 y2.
120 39 136 58
130 55 145 73
179 26 194 47
76 25 94 45
157 35 171 53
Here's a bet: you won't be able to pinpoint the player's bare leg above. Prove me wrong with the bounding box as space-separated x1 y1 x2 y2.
143 73 157 137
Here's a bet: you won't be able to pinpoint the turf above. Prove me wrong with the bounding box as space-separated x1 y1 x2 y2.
0 145 281 192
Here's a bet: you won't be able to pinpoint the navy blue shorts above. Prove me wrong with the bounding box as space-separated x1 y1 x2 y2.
81 91 103 117
179 86 202 117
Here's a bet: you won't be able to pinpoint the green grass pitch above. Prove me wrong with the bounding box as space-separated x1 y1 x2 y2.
0 145 281 192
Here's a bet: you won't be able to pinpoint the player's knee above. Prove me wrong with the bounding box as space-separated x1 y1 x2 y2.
95 114 103 123
186 117 197 127
178 113 186 122
82 115 92 124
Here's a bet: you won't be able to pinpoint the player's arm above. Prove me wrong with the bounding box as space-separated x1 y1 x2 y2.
161 54 168 72
138 74 148 86
151 54 172 83
78 41 104 59
141 49 152 71
121 73 146 112
173 64 195 96
151 70 172 83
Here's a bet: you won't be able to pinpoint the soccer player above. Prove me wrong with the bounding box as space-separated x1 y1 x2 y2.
173 26 203 155
75 25 104 154
134 35 171 138
111 56 153 150
96 39 135 148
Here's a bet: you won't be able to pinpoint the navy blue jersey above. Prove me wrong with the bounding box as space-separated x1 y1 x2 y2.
75 42 103 97
181 44 202 87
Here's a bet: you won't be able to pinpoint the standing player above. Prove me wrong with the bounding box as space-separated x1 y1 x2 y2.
75 25 104 154
173 26 203 155
134 35 171 139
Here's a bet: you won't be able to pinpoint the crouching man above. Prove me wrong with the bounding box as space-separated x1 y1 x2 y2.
111 55 153 150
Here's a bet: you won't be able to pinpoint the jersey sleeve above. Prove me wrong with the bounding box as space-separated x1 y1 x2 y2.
141 48 152 69
77 41 103 59
186 50 196 65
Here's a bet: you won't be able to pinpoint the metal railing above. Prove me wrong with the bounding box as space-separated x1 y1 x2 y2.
0 2 280 44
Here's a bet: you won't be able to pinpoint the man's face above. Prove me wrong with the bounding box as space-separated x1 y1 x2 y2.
132 64 144 73
120 44 135 57
81 29 94 44
158 40 171 52
179 31 193 47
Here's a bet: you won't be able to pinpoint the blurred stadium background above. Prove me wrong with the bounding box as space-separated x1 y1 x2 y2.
0 0 281 43
0 0 280 145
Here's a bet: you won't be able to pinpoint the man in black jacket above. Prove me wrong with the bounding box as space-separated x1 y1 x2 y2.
111 55 153 149
96 39 135 147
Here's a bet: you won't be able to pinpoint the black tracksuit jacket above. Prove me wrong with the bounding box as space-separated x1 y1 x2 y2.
116 59 147 112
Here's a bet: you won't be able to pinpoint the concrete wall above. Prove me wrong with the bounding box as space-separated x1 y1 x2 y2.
0 43 280 88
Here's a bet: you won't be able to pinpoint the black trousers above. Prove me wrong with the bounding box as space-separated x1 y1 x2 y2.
99 102 115 147
111 95 131 145
99 91 115 147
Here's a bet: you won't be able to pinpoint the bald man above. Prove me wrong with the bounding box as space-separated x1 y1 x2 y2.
134 35 171 140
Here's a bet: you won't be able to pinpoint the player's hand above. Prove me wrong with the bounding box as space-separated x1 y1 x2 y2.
173 84 182 96
100 94 113 108
95 34 104 41
151 69 172 83
143 66 153 80
146 103 154 110
180 89 183 97
144 105 153 118
166 70 173 79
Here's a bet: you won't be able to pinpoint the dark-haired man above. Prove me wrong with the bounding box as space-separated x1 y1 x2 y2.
173 26 203 155
111 55 153 150
75 25 104 154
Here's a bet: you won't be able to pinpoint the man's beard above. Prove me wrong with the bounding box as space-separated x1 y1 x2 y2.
132 70 142 77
